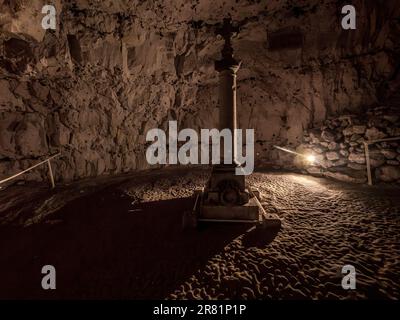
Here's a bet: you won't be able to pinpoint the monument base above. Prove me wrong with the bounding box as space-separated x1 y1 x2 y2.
182 188 281 230
201 195 259 221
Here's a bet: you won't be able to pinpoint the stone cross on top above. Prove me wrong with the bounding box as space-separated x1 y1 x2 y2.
215 17 240 70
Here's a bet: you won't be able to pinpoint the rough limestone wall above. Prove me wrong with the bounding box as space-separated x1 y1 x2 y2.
0 0 399 183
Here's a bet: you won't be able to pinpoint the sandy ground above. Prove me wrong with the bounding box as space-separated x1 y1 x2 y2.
0 168 399 299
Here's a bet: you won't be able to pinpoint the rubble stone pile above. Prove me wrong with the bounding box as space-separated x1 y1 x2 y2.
295 106 400 184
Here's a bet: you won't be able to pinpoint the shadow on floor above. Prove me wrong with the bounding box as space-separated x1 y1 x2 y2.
0 184 278 299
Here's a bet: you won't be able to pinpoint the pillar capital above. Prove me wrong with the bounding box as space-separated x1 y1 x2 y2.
215 58 241 73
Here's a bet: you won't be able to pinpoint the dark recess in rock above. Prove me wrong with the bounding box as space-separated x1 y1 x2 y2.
267 28 304 51
67 34 82 65
3 38 34 73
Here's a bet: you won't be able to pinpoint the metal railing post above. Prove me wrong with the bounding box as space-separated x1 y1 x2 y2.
0 152 61 188
364 142 372 186
47 159 55 189
363 136 400 186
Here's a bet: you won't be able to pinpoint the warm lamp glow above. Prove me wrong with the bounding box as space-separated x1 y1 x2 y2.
306 154 316 164
273 145 316 165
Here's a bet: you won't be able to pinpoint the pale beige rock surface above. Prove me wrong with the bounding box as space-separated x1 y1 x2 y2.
0 0 399 182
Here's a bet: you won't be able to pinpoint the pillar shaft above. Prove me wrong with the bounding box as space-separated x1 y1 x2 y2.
218 65 239 164
218 68 237 132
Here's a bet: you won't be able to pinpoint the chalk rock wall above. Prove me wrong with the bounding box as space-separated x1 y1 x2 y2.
0 0 399 183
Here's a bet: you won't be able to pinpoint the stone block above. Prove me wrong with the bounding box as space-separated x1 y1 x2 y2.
326 151 339 161
349 152 365 164
375 166 400 182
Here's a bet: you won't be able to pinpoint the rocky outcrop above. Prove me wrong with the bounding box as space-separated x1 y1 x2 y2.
291 106 400 184
1 0 400 183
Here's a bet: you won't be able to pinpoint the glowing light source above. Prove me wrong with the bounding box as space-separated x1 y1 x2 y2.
306 154 316 164
274 145 317 165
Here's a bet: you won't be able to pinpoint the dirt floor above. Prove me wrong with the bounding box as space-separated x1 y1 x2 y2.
0 168 399 299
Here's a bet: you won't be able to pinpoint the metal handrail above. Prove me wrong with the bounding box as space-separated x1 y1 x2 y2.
0 152 61 188
364 137 400 185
